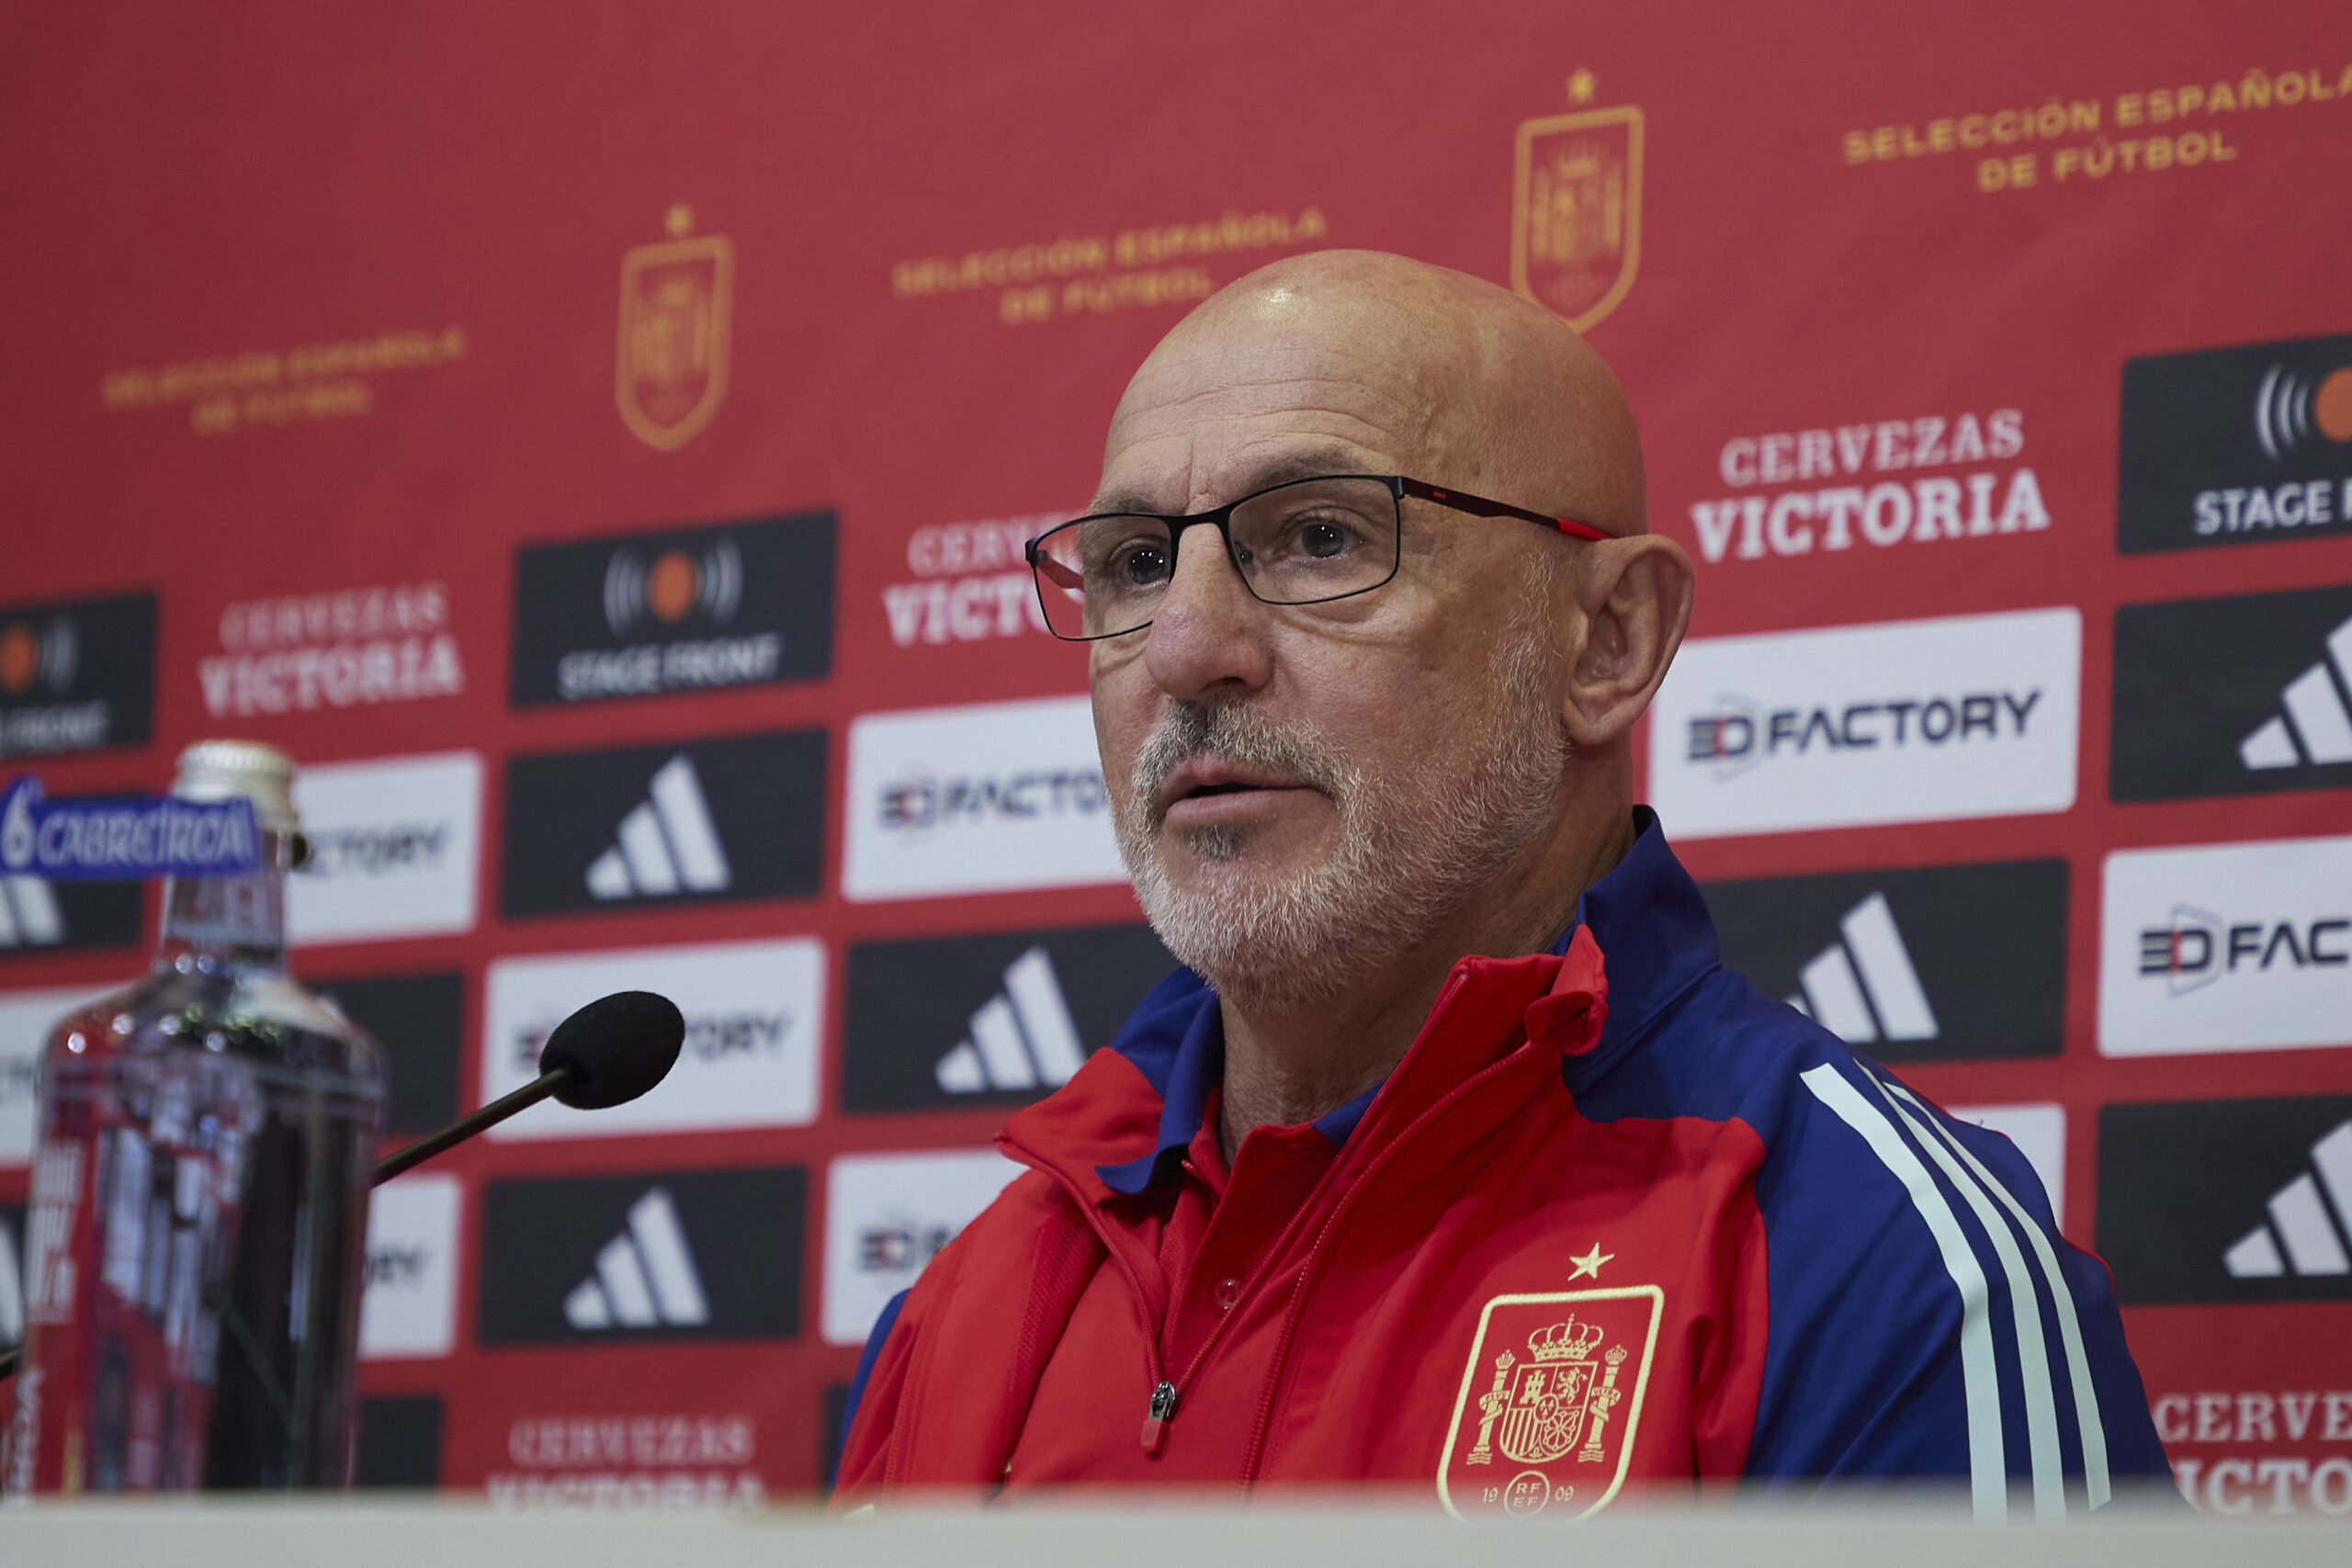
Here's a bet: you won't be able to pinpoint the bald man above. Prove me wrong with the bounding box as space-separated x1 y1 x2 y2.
835 252 2170 1515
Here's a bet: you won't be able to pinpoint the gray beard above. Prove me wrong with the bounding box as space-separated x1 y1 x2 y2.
1114 592 1566 1015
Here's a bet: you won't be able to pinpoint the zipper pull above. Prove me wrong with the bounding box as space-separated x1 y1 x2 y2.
1139 1381 1179 1456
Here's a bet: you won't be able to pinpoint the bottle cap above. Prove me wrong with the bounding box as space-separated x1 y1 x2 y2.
173 739 300 834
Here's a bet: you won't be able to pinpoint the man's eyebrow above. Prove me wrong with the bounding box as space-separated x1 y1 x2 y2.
1087 446 1374 517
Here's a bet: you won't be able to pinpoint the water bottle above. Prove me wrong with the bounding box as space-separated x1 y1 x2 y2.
5 740 386 1493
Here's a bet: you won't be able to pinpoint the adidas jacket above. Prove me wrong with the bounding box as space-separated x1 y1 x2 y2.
835 812 2172 1516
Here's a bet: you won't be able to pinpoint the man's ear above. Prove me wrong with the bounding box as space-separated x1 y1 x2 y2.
1557 535 1695 750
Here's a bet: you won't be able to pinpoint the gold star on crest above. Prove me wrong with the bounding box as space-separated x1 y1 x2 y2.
1567 69 1597 105
1568 1243 1613 1280
665 203 695 238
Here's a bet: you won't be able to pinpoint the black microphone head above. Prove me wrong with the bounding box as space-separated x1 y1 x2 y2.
539 991 684 1110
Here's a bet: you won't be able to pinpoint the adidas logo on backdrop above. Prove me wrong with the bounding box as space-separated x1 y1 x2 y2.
1781 892 1938 1046
2098 1093 2352 1303
562 1187 711 1330
2112 585 2352 802
479 1166 804 1345
933 946 1087 1094
1 1207 22 1343
2238 613 2352 772
584 754 731 900
501 730 825 919
0 871 139 956
842 922 1177 1113
2222 1121 2352 1280
1702 859 2066 1062
0 877 61 948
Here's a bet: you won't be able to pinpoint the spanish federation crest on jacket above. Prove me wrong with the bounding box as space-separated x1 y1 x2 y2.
835 811 2172 1516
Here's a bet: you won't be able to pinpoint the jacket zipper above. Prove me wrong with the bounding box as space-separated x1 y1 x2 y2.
1237 1040 1547 1483
1000 1151 1175 1455
1002 971 1557 1466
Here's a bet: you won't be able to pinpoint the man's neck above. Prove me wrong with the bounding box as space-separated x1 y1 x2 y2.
1214 807 1635 1165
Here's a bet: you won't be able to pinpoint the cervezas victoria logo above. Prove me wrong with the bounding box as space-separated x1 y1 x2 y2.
202 582 462 718
1441 1285 1661 1519
617 205 732 452
1512 70 1642 333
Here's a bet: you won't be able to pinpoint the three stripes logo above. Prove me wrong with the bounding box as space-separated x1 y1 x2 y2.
1 1206 22 1345
1703 859 2066 1063
561 1187 710 1330
0 874 140 956
2113 586 2352 802
933 946 1086 1094
1780 892 1938 1047
0 877 61 948
479 1166 804 1344
2098 1094 2352 1303
584 754 731 901
844 922 1178 1112
2222 1121 2352 1281
501 730 826 919
2238 612 2352 773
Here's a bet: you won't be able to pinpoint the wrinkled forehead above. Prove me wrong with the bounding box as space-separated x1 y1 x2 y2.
1094 303 1464 515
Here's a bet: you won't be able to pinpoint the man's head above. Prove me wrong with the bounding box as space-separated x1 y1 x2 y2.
1085 250 1692 1013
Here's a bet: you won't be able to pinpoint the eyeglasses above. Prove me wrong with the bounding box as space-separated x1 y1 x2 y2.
1024 474 1607 642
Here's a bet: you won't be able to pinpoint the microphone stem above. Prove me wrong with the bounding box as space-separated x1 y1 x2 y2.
371 1066 578 1185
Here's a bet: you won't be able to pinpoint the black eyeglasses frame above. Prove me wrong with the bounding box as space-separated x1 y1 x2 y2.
1023 473 1608 643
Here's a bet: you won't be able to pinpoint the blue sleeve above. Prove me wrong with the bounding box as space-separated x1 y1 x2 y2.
1743 1058 2175 1516
829 1289 909 1495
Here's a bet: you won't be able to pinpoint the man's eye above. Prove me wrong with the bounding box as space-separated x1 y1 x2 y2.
1298 521 1353 558
1109 541 1170 588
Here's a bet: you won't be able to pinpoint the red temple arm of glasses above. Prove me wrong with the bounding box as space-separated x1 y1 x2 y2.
1414 484 1611 542
1033 550 1084 590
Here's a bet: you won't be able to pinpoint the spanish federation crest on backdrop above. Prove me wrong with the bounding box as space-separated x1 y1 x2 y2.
616 205 734 451
1439 1285 1661 1520
1510 76 1644 334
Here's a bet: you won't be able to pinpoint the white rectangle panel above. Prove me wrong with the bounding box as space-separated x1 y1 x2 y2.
2099 834 2352 1056
820 1149 1023 1347
481 938 823 1137
842 695 1126 901
1647 608 2080 839
0 985 125 1168
288 751 482 944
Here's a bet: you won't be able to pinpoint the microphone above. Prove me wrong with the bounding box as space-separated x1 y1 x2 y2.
372 989 684 1182
0 990 686 1384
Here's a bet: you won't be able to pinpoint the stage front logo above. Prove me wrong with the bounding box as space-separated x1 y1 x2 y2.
617 204 733 451
1511 74 1643 334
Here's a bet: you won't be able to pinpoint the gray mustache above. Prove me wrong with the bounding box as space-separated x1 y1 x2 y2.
1132 702 1351 826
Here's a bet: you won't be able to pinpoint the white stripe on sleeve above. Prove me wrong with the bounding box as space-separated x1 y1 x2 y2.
1887 1081 2112 1508
1871 1078 2063 1517
1800 1064 2006 1523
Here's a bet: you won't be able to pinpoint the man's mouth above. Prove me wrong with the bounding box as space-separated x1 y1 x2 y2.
1154 758 1319 826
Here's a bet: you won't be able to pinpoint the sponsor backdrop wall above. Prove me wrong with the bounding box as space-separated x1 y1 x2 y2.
3 0 2349 1514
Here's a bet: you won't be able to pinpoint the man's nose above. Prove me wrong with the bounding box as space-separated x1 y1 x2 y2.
1142 520 1272 699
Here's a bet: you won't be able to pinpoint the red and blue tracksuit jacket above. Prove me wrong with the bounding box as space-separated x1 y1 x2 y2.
836 811 2171 1516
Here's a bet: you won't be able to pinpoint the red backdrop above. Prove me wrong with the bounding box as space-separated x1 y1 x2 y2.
3 0 2349 1514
